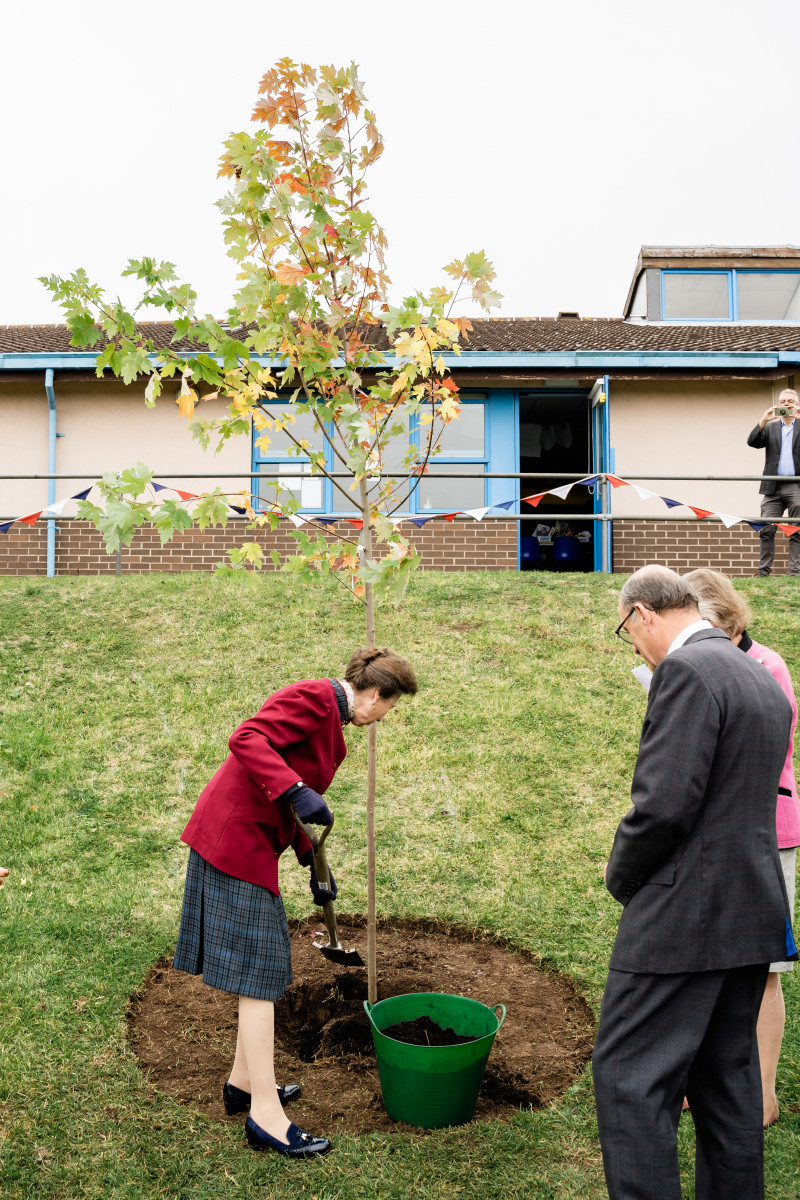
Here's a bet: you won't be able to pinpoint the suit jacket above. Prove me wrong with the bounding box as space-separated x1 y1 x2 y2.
747 419 800 494
181 679 347 893
606 628 794 973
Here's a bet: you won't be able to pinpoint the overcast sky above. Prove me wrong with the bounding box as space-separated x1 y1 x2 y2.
3 0 798 327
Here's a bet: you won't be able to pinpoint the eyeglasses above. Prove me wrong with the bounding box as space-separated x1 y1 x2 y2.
615 608 636 644
615 604 655 644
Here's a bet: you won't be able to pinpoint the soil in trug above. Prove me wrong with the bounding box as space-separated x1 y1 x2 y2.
127 915 596 1135
381 1015 478 1047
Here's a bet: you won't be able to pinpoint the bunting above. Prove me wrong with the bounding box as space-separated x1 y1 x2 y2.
3 475 800 547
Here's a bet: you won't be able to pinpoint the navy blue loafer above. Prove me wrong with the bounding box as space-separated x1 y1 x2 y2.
245 1117 331 1158
223 1081 301 1115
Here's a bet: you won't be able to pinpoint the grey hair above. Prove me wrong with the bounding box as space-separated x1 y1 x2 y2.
778 387 799 403
619 564 700 614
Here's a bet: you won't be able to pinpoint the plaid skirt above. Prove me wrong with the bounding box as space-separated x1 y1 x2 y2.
172 849 293 1000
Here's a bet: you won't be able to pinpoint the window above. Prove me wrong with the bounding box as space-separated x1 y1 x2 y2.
737 272 800 320
416 401 487 512
255 404 325 512
418 463 485 511
252 398 488 515
661 269 800 322
334 421 412 515
662 272 731 320
258 462 322 510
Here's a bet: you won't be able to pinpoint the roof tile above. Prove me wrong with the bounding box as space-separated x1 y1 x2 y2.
3 318 800 356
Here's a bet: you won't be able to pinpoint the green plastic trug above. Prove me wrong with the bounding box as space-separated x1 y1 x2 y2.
363 992 506 1129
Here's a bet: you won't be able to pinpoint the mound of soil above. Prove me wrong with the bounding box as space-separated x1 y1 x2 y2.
127 915 595 1135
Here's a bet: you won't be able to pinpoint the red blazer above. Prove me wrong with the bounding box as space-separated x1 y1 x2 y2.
181 679 347 893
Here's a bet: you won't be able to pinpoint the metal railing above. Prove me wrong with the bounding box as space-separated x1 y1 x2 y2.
2 471 797 578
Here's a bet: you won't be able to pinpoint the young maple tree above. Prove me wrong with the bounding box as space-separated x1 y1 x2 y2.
42 59 500 1000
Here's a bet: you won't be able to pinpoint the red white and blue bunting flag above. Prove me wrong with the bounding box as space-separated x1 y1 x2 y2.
0 485 100 533
518 475 800 536
3 473 800 540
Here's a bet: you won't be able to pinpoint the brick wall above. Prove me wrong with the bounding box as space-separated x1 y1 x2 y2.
612 520 790 577
0 523 48 576
0 518 519 576
3 518 789 578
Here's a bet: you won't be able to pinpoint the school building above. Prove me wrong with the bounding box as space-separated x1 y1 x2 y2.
2 245 800 576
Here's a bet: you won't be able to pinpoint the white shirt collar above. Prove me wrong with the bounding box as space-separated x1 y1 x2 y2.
667 619 713 655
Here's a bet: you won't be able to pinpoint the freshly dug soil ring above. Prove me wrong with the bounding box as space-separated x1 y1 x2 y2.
127 915 595 1135
381 1015 479 1046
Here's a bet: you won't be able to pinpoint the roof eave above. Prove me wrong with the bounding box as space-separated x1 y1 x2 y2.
3 348 800 374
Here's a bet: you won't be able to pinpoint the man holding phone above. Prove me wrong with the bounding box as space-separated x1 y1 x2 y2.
747 388 800 575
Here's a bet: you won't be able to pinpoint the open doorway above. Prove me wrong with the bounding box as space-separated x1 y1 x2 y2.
518 388 594 571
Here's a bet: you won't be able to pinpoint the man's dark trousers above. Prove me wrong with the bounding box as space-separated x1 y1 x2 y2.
593 963 768 1200
757 481 800 575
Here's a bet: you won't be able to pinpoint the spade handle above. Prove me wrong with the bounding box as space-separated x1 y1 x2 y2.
293 811 341 949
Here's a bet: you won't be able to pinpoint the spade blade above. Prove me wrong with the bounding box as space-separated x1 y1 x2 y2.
318 942 365 967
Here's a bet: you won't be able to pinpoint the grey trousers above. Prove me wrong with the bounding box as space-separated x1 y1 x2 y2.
759 482 800 574
592 963 768 1200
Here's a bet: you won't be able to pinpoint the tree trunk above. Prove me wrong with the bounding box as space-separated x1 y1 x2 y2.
359 479 378 1003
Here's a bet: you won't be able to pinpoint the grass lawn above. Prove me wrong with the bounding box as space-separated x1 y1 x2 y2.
1 570 798 1199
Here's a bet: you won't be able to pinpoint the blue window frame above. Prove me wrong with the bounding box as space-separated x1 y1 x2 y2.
661 269 800 322
252 396 489 515
662 271 732 321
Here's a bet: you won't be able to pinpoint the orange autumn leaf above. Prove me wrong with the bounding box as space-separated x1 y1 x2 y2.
176 388 197 420
273 263 310 285
276 172 308 195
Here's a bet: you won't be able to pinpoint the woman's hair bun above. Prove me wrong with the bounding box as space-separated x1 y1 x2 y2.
361 648 386 665
344 647 418 698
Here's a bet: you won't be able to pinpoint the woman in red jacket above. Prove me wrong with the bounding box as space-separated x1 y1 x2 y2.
173 647 417 1159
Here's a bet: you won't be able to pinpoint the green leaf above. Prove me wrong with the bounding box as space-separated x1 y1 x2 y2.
119 462 155 497
118 341 153 385
193 491 231 530
67 311 103 348
153 500 193 544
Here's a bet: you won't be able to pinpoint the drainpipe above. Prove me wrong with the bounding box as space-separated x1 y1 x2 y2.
45 369 57 577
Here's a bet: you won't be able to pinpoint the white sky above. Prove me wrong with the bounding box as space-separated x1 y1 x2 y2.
2 0 799 326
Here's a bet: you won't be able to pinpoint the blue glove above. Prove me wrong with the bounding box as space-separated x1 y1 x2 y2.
287 784 333 826
299 850 338 906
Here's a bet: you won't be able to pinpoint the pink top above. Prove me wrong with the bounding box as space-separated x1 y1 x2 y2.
747 638 800 849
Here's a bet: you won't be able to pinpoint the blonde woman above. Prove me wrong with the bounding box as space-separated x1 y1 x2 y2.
684 569 799 1127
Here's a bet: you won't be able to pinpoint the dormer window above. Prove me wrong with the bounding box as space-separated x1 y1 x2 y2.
624 248 800 323
663 269 800 322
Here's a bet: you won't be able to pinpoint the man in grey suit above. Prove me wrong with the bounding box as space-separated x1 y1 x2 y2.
593 565 796 1200
746 389 800 576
